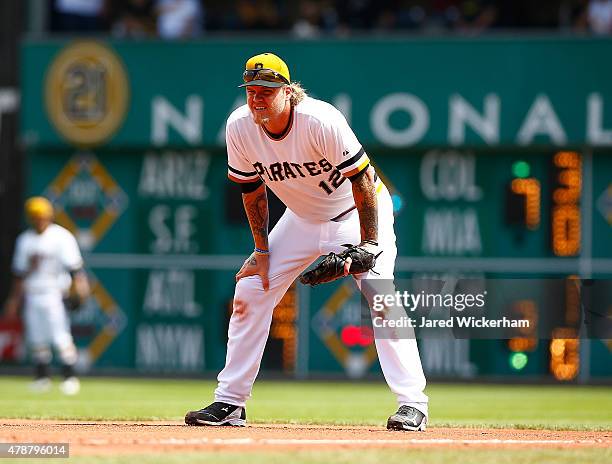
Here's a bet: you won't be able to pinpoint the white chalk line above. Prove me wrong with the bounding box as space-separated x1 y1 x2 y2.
80 437 605 447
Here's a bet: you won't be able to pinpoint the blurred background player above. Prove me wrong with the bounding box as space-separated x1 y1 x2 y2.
3 196 89 395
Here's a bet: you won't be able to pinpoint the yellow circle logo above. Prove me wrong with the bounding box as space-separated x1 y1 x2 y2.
45 41 129 147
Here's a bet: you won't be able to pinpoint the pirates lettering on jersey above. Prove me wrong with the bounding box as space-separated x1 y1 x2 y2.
252 158 345 195
226 97 374 221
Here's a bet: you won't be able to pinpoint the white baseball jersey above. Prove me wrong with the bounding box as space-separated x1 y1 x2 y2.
12 224 83 294
215 95 429 417
226 96 376 222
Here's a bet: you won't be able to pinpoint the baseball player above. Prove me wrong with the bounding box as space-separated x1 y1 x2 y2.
185 53 428 430
3 197 89 395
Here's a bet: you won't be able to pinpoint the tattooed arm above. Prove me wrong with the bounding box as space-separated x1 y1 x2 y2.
351 165 378 243
333 165 378 277
235 182 270 291
243 182 269 251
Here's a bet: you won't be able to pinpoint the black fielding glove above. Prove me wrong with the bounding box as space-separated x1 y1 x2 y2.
299 243 381 287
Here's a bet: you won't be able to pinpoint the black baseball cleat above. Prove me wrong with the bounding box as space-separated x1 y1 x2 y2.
185 402 247 426
386 405 427 431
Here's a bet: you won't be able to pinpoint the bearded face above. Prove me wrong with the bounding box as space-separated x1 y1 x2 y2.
246 86 289 126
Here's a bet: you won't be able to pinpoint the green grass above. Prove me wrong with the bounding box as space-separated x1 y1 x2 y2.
2 378 610 464
12 449 612 464
0 376 611 430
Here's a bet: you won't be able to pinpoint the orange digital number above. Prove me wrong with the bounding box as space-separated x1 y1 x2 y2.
552 152 582 256
511 179 541 230
552 205 581 256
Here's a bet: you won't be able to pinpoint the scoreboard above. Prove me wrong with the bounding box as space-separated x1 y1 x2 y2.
371 149 611 270
19 146 610 381
305 148 612 381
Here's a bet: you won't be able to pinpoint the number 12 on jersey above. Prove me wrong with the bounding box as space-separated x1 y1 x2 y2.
319 169 345 195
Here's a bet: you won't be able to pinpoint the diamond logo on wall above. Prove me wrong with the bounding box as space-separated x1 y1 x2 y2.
45 153 128 250
311 282 378 378
597 184 612 226
71 271 127 371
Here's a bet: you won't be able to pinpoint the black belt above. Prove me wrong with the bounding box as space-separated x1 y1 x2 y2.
330 205 357 222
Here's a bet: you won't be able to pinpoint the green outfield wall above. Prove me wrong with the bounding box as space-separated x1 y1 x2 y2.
10 38 612 381
22 37 612 149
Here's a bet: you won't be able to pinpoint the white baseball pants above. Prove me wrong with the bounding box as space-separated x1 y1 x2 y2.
215 186 428 416
23 292 77 365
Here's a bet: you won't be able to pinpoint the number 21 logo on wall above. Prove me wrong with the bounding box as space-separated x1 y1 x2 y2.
45 41 129 147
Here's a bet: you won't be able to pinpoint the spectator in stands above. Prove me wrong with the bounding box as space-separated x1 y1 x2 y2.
231 0 284 31
454 0 561 32
587 0 612 33
156 0 204 39
46 0 602 36
560 0 588 31
334 0 378 31
454 0 497 33
293 0 343 37
424 0 461 30
109 0 156 38
394 0 430 30
50 0 107 32
293 0 321 37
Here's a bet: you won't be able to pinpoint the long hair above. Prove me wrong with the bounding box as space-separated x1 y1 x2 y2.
289 82 307 106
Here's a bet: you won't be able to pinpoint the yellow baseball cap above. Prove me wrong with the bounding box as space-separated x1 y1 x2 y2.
25 196 54 219
240 52 291 88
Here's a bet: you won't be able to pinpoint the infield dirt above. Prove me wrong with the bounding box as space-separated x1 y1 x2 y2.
1 420 609 456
